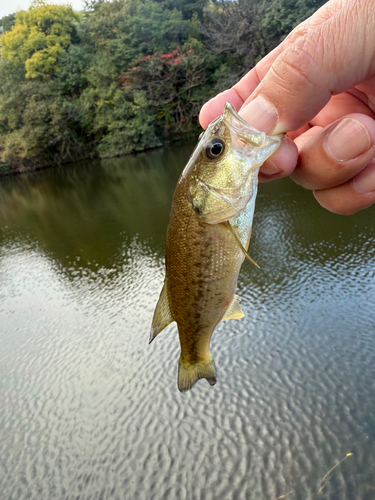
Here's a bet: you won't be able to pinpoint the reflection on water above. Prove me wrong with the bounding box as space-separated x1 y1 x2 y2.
1 145 375 500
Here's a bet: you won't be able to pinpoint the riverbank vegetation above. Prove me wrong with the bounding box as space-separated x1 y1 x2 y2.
0 0 326 173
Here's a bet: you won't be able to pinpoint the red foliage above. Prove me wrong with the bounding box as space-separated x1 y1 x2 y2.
137 54 152 62
117 75 127 88
133 47 195 68
160 49 184 65
118 47 196 89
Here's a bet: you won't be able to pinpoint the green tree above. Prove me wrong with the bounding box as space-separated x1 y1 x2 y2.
0 57 92 169
199 0 328 87
81 0 192 71
261 0 328 51
200 0 267 83
1 0 79 79
0 14 16 33
120 39 213 134
76 0 214 156
0 0 329 172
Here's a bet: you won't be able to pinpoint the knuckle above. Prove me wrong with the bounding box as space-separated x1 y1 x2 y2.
271 42 320 94
283 23 310 46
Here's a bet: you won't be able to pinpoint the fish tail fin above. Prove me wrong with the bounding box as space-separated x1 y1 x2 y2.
178 355 217 393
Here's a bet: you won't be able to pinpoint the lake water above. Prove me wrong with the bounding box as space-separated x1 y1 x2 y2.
1 145 375 500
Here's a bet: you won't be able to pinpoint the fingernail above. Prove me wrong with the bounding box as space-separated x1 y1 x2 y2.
325 118 371 161
260 159 281 175
239 95 279 134
353 162 375 194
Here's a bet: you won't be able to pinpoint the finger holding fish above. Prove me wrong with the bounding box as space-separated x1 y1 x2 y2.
199 92 298 181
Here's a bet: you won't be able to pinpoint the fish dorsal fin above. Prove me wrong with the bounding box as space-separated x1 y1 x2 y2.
222 221 260 269
149 283 174 344
223 295 245 321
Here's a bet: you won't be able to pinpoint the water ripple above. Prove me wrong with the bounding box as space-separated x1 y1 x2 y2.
1 162 375 500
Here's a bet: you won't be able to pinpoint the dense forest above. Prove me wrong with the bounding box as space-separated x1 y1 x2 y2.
0 0 327 173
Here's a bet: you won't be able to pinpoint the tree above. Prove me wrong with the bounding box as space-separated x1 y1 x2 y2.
261 0 328 52
200 0 328 82
76 0 213 155
0 0 329 171
199 0 267 84
0 14 16 34
119 40 212 134
1 0 80 79
0 57 93 170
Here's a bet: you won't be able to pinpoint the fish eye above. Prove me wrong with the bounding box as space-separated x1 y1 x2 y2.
205 138 225 160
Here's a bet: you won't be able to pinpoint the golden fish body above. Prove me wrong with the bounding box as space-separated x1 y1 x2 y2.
151 103 283 392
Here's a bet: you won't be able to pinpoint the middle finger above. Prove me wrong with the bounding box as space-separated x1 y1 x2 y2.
291 113 375 190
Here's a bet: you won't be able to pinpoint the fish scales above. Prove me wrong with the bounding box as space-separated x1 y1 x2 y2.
166 176 244 364
150 102 283 392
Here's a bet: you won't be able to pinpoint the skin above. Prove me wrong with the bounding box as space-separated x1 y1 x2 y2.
199 0 375 215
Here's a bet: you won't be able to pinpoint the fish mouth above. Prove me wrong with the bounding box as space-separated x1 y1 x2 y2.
223 102 284 145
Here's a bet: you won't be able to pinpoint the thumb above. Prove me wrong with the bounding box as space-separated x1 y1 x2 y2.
239 0 375 135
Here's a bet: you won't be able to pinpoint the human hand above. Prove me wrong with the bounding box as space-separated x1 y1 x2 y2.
199 0 375 214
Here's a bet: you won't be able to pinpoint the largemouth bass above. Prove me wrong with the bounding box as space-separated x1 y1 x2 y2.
150 102 283 392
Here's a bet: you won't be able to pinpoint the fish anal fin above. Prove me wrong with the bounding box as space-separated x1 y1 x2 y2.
223 295 245 321
222 221 260 269
150 283 173 344
178 355 217 392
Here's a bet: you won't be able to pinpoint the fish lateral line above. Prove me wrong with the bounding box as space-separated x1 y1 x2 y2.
222 221 260 269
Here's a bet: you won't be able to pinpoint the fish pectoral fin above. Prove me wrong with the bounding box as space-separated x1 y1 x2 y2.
222 221 260 269
223 295 245 321
149 283 174 344
178 354 217 392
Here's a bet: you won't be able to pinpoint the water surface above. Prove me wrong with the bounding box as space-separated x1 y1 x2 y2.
1 146 375 500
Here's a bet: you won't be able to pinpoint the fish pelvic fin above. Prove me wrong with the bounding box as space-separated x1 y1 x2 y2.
222 221 260 269
150 283 174 344
223 295 245 321
178 354 217 393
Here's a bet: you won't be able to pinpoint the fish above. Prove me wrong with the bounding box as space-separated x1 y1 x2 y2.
150 102 283 392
